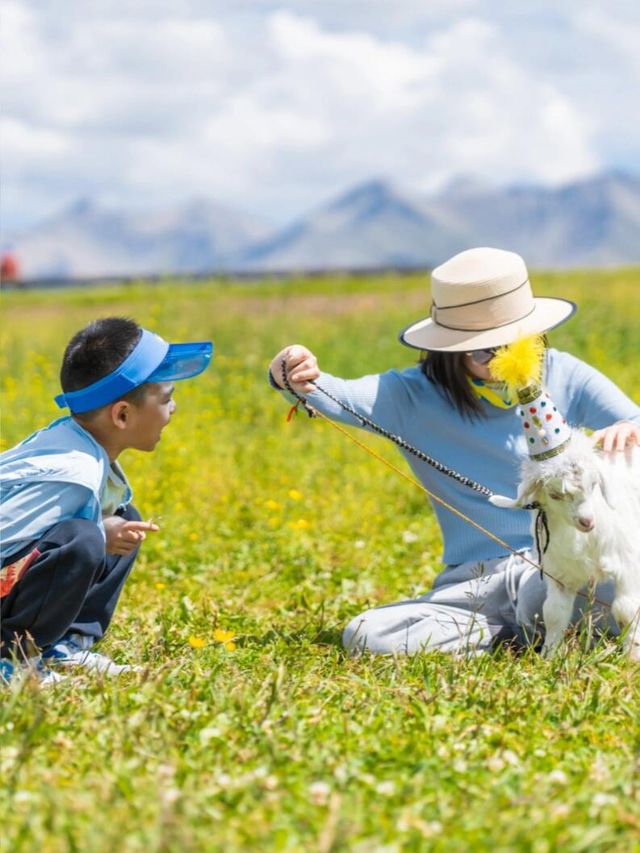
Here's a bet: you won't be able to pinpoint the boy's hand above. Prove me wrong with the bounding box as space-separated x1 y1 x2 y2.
592 421 640 453
269 345 320 394
104 516 160 555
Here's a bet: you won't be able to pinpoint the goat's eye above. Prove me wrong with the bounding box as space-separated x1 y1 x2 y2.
548 491 565 501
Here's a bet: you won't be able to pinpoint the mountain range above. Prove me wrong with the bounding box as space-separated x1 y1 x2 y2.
5 171 640 280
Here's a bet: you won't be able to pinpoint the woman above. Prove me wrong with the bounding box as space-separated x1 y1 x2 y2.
269 247 640 655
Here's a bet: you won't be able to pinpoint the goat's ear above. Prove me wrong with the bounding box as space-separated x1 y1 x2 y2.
490 480 538 510
597 469 617 510
489 494 520 509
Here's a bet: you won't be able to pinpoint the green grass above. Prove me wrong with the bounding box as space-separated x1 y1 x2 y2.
1 269 639 851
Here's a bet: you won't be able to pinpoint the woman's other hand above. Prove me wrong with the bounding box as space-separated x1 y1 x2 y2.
592 420 640 453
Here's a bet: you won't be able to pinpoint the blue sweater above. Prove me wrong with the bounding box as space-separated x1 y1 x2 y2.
289 350 640 567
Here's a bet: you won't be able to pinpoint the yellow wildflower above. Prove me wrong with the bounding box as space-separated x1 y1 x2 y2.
155 582 166 590
288 489 303 501
213 628 236 652
264 499 281 511
188 636 206 649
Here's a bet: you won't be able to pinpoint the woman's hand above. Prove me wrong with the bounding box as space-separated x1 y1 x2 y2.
269 345 320 394
103 515 160 555
592 420 640 453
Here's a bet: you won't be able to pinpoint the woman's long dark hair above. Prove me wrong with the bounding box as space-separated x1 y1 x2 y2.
420 351 484 420
420 336 548 420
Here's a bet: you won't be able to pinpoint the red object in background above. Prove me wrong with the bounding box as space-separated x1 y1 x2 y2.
1 252 20 282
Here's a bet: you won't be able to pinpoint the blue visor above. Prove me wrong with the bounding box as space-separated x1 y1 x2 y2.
55 329 213 414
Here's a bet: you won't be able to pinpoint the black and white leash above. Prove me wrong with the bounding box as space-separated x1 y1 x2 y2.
280 359 550 575
281 361 494 495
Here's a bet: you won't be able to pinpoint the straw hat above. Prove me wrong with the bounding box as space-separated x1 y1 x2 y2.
400 247 576 352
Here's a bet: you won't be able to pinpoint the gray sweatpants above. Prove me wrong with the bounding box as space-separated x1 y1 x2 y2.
342 552 617 656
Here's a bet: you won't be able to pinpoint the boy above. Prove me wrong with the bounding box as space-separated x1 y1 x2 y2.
1 317 212 684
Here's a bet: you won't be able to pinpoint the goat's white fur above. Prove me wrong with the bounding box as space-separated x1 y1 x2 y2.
490 431 640 660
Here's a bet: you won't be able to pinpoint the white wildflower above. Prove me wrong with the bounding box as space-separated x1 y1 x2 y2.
548 769 569 785
592 793 616 808
309 781 331 805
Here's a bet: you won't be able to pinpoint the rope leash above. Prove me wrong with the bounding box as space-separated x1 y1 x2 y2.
280 360 611 610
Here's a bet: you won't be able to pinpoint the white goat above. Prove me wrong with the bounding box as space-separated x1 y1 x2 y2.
491 430 640 660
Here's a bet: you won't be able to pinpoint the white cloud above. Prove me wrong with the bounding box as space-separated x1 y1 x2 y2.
1 117 70 159
0 1 634 233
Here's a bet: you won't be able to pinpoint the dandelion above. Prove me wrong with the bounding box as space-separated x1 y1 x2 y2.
289 518 310 530
288 489 303 501
161 788 181 806
502 749 520 767
213 628 236 651
155 582 166 590
188 636 206 649
264 499 281 511
486 755 505 773
199 727 222 744
189 532 199 541
13 791 37 804
397 815 443 837
308 781 331 805
592 793 616 808
547 769 569 785
589 755 611 784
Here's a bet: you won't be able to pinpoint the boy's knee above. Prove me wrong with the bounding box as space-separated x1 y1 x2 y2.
41 519 105 568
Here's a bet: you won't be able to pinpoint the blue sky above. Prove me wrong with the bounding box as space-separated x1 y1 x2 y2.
2 0 639 233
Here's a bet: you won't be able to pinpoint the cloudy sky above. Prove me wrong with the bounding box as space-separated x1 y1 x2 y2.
2 0 639 233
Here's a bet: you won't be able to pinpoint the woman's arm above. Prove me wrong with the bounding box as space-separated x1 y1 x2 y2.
268 344 414 437
550 350 640 451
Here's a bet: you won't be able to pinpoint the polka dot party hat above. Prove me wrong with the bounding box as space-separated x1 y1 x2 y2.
515 387 571 460
490 334 572 461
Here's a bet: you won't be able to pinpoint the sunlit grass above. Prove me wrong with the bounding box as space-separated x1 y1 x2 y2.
1 270 639 851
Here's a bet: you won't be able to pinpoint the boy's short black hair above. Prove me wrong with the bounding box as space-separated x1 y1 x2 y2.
60 317 145 417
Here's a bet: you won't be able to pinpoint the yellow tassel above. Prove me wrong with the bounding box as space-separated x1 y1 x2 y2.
490 335 545 398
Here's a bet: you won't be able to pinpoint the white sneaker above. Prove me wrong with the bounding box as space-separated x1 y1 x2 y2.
35 659 67 685
0 656 66 687
44 633 140 676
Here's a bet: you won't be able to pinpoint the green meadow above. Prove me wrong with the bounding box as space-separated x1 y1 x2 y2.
1 269 639 852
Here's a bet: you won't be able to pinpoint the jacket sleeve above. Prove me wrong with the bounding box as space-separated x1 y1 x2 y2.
272 369 415 438
0 481 103 560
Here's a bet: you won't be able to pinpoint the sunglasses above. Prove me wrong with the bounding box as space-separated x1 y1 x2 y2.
467 347 499 365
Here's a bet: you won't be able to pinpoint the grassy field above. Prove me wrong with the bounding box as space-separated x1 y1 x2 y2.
1 269 639 852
